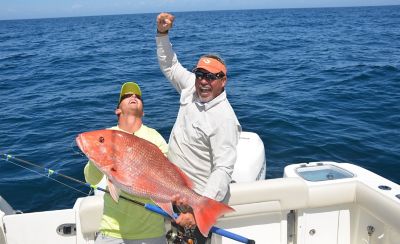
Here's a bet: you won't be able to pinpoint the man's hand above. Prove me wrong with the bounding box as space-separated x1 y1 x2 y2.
171 194 196 229
157 12 175 34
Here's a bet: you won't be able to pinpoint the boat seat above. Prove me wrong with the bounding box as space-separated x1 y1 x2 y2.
225 177 308 218
78 195 104 236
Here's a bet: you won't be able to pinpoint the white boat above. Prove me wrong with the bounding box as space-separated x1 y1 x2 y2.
1 131 399 244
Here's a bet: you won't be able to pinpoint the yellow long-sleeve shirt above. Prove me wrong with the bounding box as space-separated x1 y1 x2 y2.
84 124 168 240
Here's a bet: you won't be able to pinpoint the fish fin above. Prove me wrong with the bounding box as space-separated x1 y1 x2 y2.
107 179 121 203
153 199 175 218
193 197 235 237
170 163 194 189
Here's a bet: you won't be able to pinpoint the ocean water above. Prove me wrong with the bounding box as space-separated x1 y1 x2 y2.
0 6 399 212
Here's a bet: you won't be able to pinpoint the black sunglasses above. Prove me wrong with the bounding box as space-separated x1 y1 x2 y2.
193 69 225 81
119 93 142 104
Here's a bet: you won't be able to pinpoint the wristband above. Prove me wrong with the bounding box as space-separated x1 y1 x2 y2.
157 29 169 35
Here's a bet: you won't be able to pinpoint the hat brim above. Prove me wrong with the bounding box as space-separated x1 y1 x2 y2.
196 57 227 75
119 82 142 104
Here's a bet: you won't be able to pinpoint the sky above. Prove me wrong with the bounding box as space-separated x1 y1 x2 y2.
0 0 399 20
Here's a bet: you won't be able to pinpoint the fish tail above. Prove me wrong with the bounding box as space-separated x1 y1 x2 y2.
193 197 234 237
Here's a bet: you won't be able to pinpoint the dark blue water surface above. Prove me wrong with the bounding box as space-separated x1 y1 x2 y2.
1 6 399 212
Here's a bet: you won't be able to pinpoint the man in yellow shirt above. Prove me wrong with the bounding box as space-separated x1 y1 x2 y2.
84 82 168 244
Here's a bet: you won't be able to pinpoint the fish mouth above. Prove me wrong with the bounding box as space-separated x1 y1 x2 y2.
75 135 85 153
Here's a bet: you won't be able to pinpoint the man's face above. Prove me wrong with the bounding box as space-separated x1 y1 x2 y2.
116 93 143 117
194 68 226 103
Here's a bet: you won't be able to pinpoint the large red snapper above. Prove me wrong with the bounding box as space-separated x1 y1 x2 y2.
76 129 234 236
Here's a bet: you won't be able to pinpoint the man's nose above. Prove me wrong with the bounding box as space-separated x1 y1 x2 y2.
198 77 210 84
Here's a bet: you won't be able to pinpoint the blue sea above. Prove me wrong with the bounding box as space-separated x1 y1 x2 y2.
1 6 399 212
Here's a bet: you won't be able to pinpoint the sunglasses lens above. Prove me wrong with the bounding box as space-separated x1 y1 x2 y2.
206 73 218 80
194 71 204 80
195 70 218 81
121 94 141 102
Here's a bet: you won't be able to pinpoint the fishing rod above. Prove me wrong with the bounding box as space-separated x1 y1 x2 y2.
1 153 255 244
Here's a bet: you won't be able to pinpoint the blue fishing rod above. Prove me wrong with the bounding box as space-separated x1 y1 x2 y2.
1 153 255 244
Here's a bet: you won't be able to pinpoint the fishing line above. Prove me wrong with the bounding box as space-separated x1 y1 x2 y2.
1 153 147 207
2 154 85 185
0 157 89 196
1 154 155 220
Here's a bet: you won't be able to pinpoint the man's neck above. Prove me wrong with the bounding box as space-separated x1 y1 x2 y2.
118 116 142 134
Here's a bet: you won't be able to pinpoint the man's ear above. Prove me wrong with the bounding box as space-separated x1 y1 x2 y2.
221 77 227 88
115 108 122 116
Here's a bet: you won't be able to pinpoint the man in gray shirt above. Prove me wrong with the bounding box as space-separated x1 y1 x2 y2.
156 12 241 243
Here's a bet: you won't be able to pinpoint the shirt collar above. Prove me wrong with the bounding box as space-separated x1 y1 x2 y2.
113 124 143 135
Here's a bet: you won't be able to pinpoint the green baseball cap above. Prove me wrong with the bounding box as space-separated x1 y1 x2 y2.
119 82 142 104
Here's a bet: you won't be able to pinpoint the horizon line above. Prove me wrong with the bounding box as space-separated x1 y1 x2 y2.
1 4 399 21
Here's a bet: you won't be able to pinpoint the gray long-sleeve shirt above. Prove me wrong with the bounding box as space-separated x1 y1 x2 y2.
156 35 241 201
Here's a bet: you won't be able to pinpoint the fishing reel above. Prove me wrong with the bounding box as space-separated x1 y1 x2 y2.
166 225 196 244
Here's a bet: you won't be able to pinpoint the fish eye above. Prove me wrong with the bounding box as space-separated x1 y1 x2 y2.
99 137 105 143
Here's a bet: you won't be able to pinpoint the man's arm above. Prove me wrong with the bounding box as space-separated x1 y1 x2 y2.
203 119 240 201
83 160 104 185
156 13 194 93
